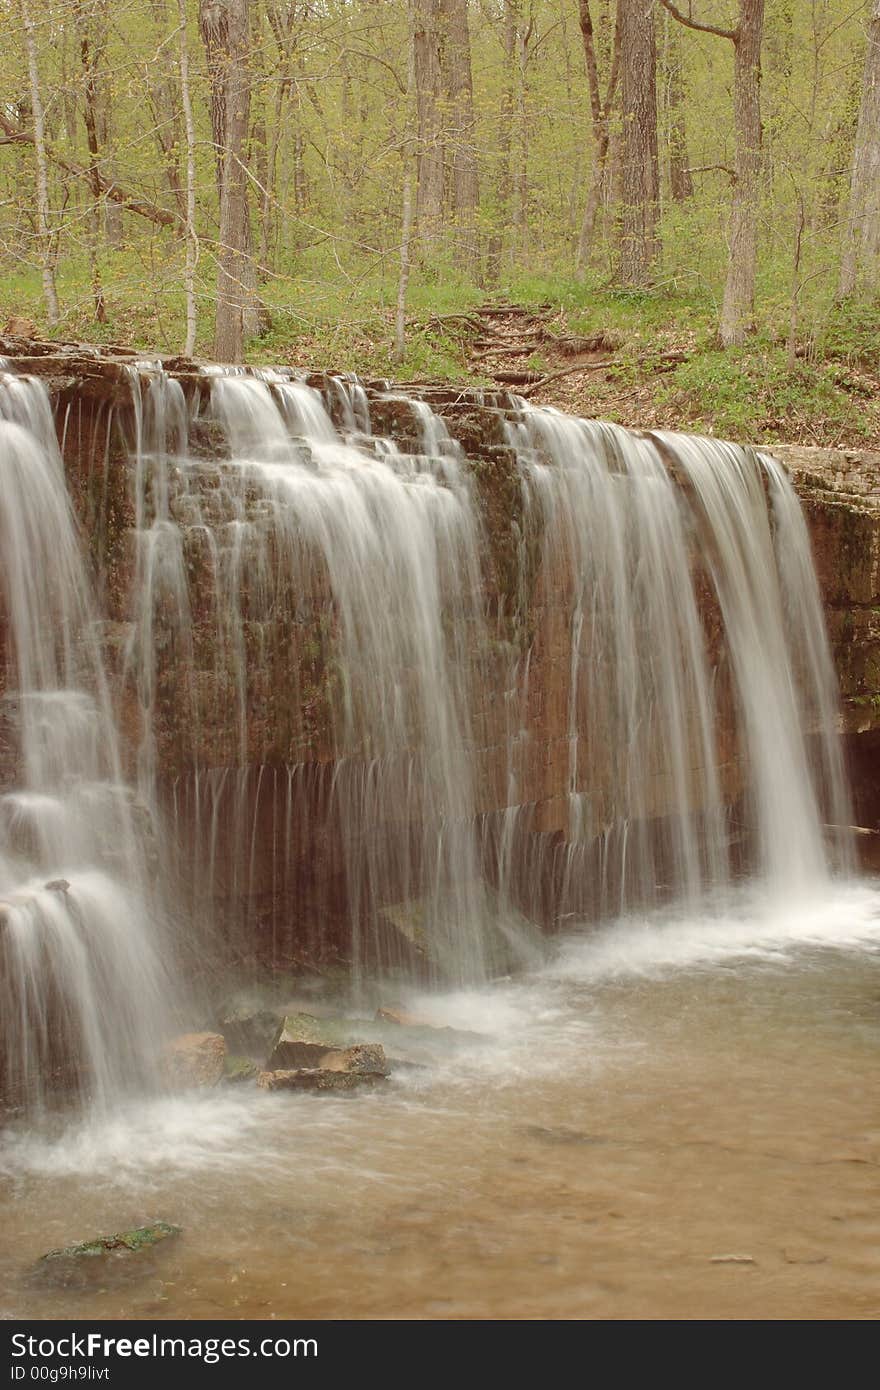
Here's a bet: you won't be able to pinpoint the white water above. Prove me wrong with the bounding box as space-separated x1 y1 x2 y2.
0 361 863 1118
0 374 175 1112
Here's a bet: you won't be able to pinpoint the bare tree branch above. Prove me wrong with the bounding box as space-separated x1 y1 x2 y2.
0 112 182 231
657 0 737 42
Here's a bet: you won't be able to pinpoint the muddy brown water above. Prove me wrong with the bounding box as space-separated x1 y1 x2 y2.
2 881 879 1322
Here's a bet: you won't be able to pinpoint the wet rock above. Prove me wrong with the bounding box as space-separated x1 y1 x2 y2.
257 1064 386 1094
852 825 880 871
222 1054 259 1084
39 1222 181 1271
258 1041 387 1093
218 999 283 1056
44 879 70 894
321 1043 388 1074
163 1031 226 1087
265 1012 363 1070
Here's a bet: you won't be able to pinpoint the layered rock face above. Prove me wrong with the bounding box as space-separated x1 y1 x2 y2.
0 341 877 977
769 445 880 831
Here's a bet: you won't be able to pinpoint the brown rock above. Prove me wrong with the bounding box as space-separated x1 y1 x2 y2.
318 1043 387 1074
163 1032 226 1088
257 1066 385 1093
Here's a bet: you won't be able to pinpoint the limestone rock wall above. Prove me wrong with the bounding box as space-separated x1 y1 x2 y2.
1 342 877 850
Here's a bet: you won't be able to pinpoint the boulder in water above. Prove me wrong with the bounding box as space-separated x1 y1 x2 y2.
222 1054 259 1084
218 998 284 1056
258 1041 388 1093
265 1012 362 1070
163 1031 226 1088
258 1061 387 1095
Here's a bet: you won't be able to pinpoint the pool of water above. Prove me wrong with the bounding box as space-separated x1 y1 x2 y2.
3 879 880 1321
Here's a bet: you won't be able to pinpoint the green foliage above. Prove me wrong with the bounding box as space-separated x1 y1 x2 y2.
656 342 879 443
820 297 880 369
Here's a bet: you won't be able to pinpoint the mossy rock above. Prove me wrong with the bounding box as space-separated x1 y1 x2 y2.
222 1054 259 1083
40 1221 181 1266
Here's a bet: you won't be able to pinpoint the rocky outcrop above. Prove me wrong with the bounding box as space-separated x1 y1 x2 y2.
2 339 877 915
767 445 880 830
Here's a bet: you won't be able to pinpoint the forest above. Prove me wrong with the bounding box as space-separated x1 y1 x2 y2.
1 0 879 442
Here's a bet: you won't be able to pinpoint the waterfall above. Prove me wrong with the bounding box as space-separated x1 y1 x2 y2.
0 372 175 1113
0 358 856 1108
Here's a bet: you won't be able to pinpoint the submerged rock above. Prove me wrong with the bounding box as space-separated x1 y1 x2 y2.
163 1031 226 1088
39 1222 181 1268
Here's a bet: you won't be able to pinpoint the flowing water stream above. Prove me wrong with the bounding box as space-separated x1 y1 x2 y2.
0 359 876 1319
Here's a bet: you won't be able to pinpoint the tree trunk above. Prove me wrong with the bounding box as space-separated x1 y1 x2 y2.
719 0 765 347
413 0 444 251
395 5 418 364
838 0 880 298
617 0 660 287
513 8 532 259
76 7 107 324
200 0 257 360
441 0 480 276
178 0 198 356
200 0 253 362
485 0 517 282
575 0 620 275
19 0 59 325
666 17 693 202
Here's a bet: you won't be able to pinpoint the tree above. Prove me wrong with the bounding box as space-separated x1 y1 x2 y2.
18 0 59 325
575 0 620 274
838 0 880 297
664 13 693 203
617 0 660 287
413 0 444 248
660 0 765 347
442 0 480 274
199 0 255 362
178 0 198 355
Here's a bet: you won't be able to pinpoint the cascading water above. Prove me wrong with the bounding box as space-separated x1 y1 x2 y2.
0 355 858 1113
0 371 174 1112
504 409 853 915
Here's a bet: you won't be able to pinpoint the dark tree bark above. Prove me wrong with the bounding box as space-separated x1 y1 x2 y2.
617 0 660 287
838 0 880 297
